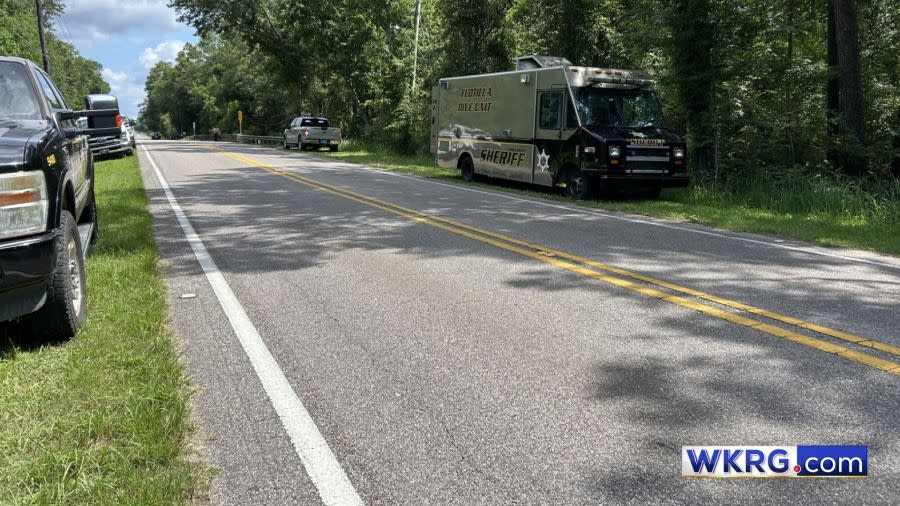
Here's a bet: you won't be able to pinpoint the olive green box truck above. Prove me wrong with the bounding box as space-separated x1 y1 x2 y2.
431 54 688 199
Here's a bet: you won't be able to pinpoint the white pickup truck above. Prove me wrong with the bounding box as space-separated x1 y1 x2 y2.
283 116 342 152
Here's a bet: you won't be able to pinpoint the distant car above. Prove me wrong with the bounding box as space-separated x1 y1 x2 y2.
0 56 119 340
84 94 132 158
170 132 183 140
283 116 342 152
121 114 136 150
150 132 161 140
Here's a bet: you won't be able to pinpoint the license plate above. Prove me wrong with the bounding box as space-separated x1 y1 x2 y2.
319 140 328 144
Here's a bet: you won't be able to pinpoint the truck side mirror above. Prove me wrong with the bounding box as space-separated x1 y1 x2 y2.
58 108 123 139
57 109 80 121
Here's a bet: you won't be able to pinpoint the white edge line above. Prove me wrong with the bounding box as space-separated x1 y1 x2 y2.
139 143 364 506
231 144 898 271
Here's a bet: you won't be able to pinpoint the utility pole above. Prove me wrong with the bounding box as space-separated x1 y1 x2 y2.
410 1 421 96
35 0 50 72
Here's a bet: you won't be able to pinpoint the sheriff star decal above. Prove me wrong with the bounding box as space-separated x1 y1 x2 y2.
538 149 550 172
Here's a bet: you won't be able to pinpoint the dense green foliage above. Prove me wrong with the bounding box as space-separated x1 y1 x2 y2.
0 0 109 107
146 0 898 181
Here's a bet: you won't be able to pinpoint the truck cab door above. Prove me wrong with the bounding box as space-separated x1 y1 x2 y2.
534 90 564 185
35 70 89 216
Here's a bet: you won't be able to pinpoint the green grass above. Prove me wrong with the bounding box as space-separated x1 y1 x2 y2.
0 156 209 503
312 140 900 255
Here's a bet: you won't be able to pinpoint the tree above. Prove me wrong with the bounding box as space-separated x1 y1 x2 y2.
0 0 108 106
666 0 719 175
830 0 867 177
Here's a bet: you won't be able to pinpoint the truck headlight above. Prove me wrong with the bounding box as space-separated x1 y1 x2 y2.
0 171 48 240
673 147 685 159
608 145 621 158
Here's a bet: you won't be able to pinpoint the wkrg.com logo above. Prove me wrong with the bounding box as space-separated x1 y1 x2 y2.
682 446 867 478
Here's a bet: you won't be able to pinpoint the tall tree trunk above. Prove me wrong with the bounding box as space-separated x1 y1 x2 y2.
785 0 797 165
825 0 840 165
670 0 717 176
832 0 867 177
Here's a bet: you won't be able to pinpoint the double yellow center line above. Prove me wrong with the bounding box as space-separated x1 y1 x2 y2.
215 148 900 376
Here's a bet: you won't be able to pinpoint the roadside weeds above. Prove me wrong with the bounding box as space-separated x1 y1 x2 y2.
301 142 900 256
0 155 211 504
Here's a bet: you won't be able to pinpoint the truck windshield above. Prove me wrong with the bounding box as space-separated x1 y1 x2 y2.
0 62 41 120
575 88 665 129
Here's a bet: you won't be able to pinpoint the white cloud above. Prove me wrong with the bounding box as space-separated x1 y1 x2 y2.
101 67 145 118
54 0 183 49
139 40 186 69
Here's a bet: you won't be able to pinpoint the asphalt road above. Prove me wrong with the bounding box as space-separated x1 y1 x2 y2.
137 140 900 505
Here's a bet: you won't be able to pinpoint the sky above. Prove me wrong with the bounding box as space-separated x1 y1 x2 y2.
53 0 198 118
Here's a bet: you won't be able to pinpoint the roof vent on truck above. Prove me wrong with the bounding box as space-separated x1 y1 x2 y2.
513 54 572 70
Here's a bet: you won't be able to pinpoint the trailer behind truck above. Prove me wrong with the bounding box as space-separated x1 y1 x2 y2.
431 54 688 199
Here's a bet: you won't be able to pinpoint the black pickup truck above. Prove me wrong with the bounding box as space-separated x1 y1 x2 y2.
0 57 119 340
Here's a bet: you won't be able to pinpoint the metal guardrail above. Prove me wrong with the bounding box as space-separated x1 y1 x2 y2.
192 134 283 145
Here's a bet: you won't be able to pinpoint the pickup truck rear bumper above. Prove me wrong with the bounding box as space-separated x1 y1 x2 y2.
0 231 57 321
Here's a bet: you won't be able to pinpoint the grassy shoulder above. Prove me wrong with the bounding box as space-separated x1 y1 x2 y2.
0 156 208 503
313 141 900 256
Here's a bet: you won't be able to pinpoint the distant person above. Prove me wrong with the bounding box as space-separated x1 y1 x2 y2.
212 127 220 141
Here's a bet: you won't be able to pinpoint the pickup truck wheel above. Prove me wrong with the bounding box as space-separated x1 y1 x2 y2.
460 156 475 182
20 211 87 341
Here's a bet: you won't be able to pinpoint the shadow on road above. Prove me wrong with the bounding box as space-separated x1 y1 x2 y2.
141 141 900 503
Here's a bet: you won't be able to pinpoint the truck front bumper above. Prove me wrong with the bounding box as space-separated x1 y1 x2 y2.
596 174 690 188
89 136 131 157
0 231 56 322
583 166 689 188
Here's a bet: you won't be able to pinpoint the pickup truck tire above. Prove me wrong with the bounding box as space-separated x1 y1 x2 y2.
20 211 87 341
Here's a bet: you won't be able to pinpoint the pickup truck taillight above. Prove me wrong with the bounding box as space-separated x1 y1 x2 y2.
0 171 48 239
115 114 122 128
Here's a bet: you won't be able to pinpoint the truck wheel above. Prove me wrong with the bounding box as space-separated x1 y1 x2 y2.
20 211 87 341
460 156 475 182
564 169 593 201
